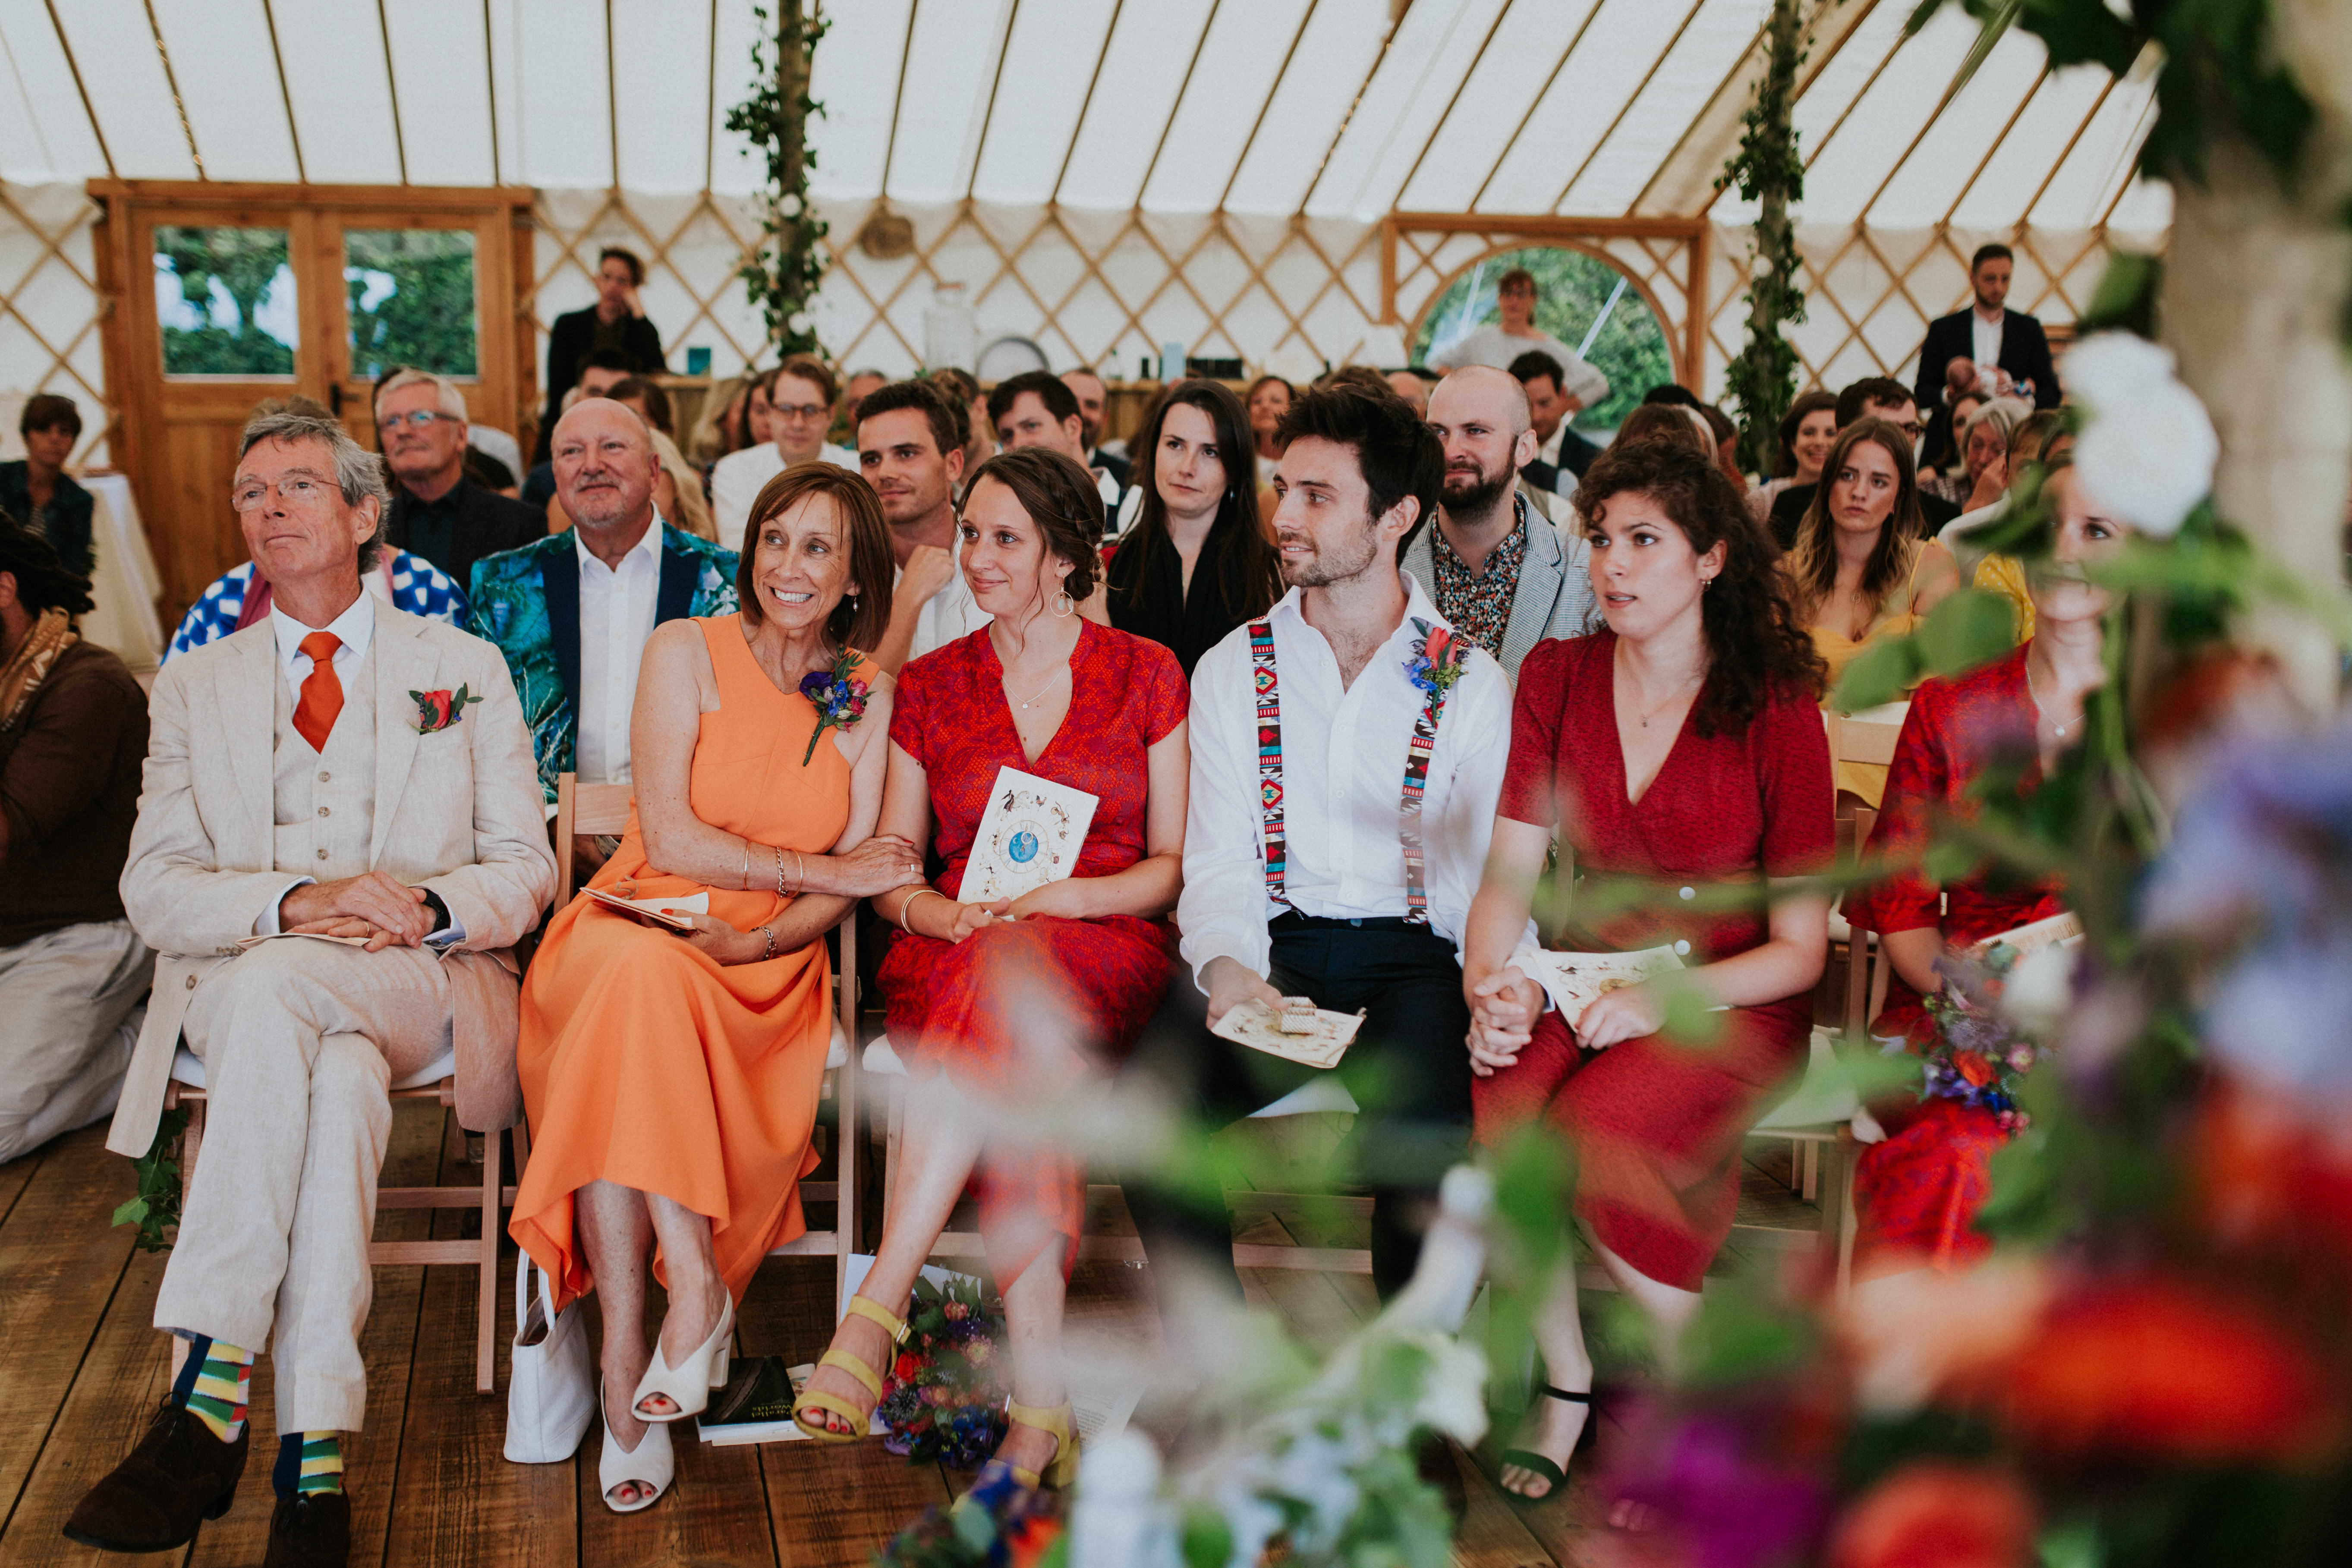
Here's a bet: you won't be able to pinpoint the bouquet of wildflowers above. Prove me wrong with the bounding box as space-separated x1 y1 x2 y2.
875 1275 1012 1469
1913 942 2043 1132
872 1468 1066 1568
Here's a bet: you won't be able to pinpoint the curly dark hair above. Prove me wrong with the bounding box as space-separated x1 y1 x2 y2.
0 513 96 617
963 446 1105 603
1572 440 1825 736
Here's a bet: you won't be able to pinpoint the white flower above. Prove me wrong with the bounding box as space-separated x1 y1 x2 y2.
1408 1334 1490 1445
2062 331 2218 538
787 311 813 335
777 193 803 219
1999 940 2078 1041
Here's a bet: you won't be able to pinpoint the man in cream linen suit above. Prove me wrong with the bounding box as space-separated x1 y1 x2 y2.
66 411 554 1568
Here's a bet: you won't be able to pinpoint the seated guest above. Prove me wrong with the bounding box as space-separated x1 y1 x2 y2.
927 366 994 493
1694 402 1744 487
1245 373 1292 486
861 379 991 674
376 370 546 593
711 358 861 552
1920 387 1987 506
605 375 674 440
1385 368 1429 418
0 521 150 1163
1768 378 1960 548
1405 366 1597 683
990 370 1122 516
1782 418 1961 804
466 421 526 491
1745 390 1838 526
686 372 755 470
1461 439 1831 1502
841 368 890 426
0 393 96 577
467 400 738 814
1942 405 2063 642
1511 350 1603 494
510 465 921 1513
1613 402 1716 456
66 410 553 1566
1845 458 2122 1279
794 448 1188 1502
1061 367 1130 489
1102 378 1281 676
1121 384 1509 1313
535 246 664 464
649 429 717 542
523 353 638 511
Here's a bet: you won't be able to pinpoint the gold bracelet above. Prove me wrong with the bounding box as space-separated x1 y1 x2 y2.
899 888 947 933
792 850 807 897
773 844 787 896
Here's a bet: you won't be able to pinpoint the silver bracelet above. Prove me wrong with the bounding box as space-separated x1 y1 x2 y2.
757 923 777 961
773 844 787 896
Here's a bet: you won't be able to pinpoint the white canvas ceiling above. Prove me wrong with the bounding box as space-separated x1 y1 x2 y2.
0 0 2167 233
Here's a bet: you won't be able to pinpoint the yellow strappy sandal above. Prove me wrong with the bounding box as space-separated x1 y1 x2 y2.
790 1295 907 1442
995 1398 1082 1491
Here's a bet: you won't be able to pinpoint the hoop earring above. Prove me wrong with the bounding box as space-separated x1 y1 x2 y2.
1052 589 1075 618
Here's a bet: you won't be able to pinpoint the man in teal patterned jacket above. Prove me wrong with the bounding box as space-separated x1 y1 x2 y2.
466 400 738 803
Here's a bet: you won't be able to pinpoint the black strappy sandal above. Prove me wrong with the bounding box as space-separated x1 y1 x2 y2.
1494 1384 1595 1506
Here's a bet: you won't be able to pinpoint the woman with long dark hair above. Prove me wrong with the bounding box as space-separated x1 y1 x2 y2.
1102 378 1282 675
1458 440 1833 1506
1745 388 1837 525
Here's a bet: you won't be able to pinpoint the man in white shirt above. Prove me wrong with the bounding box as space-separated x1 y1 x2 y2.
708 355 860 552
1060 366 1130 491
1429 267 1609 411
990 370 1123 518
1121 382 1513 1310
859 380 991 675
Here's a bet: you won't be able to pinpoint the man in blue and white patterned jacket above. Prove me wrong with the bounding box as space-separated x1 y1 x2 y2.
163 551 468 663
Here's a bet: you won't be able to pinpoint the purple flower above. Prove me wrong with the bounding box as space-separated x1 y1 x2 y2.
800 670 831 699
1607 1405 1833 1568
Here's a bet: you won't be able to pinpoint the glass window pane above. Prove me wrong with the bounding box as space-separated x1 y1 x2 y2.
1414 246 1670 431
154 226 298 377
345 229 478 379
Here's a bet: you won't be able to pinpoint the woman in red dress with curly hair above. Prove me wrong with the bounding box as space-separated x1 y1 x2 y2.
1460 440 1833 1505
1845 460 2128 1278
792 448 1189 1499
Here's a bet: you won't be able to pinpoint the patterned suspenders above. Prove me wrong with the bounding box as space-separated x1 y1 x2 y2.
1245 620 1454 925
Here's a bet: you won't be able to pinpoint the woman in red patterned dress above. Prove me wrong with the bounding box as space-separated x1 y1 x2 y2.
1845 459 2128 1278
793 447 1189 1495
1459 440 1834 1505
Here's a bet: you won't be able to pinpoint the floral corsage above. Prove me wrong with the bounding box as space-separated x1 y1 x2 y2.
798 648 870 764
409 686 482 734
873 1275 1011 1468
1911 941 2044 1132
1404 618 1470 699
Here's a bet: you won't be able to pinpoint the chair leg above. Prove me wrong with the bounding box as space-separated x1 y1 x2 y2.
1832 1132 1858 1303
477 1127 501 1395
1802 1139 1820 1203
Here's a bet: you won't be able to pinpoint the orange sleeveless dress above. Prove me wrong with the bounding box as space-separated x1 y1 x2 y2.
510 616 856 1310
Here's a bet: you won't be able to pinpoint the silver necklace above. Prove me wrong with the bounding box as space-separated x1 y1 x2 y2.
1011 666 1067 711
2025 659 2075 738
1631 675 1701 728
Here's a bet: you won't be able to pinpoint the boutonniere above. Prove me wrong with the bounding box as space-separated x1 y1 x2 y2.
410 685 483 734
798 648 871 764
1404 618 1470 699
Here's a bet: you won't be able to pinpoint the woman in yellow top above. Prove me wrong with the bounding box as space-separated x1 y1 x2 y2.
509 465 925 1514
1782 418 1959 805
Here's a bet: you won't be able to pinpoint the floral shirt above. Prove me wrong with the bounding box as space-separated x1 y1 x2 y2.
1429 510 1527 658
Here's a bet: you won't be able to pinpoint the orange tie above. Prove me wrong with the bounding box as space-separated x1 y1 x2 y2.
293 631 344 752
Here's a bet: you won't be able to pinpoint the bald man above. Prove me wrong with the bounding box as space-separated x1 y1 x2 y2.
1402 366 1598 683
465 399 740 822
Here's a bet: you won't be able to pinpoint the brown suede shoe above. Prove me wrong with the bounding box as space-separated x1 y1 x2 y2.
262 1492 350 1568
62 1402 249 1552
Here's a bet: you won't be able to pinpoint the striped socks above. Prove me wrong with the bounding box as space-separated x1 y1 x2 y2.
274 1432 345 1499
170 1335 254 1444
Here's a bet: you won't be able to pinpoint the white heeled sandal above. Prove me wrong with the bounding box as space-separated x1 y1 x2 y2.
631 1289 734 1423
598 1378 674 1514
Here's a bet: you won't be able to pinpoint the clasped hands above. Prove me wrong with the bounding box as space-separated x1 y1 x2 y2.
280 872 438 952
1464 967 1667 1077
905 877 1095 944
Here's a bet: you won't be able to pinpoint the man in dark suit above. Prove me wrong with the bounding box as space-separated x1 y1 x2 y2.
1061 367 1131 490
1766 377 1961 548
532 246 665 464
1912 243 2061 470
375 370 545 595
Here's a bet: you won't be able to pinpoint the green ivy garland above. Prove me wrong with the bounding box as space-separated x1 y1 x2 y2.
726 1 831 362
1719 0 1810 481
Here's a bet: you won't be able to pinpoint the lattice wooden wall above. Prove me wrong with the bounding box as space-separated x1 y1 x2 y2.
0 181 113 465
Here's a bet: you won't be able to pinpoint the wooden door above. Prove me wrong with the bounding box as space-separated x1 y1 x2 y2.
92 182 532 623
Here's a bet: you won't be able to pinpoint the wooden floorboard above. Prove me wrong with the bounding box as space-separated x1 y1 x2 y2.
0 1144 43 1227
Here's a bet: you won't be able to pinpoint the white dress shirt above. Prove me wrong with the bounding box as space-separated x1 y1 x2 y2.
574 520 663 784
709 441 862 554
1178 574 1514 990
1971 307 2005 373
1433 325 1610 409
906 558 990 663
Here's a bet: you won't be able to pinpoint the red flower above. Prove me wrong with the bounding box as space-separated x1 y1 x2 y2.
1952 1050 1998 1088
892 1352 919 1383
1998 1280 2332 1463
1423 626 1453 663
1829 1463 2036 1568
428 692 453 726
1007 1515 1064 1568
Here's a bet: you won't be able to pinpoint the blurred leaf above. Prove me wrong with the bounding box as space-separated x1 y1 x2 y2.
1917 589 2018 678
1655 969 1727 1048
2078 251 2162 337
1181 1505 1233 1568
2037 1517 2103 1568
1679 1272 1818 1390
1830 635 1923 712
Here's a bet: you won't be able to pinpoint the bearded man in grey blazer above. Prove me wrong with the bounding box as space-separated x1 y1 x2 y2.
65 411 554 1568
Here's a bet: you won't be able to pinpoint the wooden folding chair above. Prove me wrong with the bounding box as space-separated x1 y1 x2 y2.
553 773 859 1318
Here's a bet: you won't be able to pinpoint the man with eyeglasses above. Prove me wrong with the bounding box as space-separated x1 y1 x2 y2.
375 369 545 595
708 354 860 554
1765 376 1961 550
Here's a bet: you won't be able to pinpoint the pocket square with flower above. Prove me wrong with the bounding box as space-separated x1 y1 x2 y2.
410 685 483 734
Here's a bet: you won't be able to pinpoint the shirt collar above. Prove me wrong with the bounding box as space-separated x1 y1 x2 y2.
270 586 376 667
1973 302 2006 324
1268 570 1455 652
575 515 664 576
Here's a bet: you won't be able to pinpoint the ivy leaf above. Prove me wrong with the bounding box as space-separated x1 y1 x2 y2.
1829 636 1924 712
2077 250 2162 337
1181 1505 1234 1568
1915 589 2018 678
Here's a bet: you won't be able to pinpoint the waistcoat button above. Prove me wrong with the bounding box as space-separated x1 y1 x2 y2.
317 847 330 860
186 974 198 989
317 806 330 818
318 771 331 783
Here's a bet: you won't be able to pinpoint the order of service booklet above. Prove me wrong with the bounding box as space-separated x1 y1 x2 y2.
955 767 1098 905
1517 945 1688 1033
580 887 708 932
1961 910 2083 960
1210 998 1366 1071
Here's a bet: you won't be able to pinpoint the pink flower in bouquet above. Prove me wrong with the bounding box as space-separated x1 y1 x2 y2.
944 1301 969 1322
965 1338 995 1367
1828 1462 2036 1568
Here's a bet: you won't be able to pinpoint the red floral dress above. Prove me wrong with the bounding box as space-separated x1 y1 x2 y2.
1846 644 2065 1275
878 619 1187 1282
1470 633 1834 1291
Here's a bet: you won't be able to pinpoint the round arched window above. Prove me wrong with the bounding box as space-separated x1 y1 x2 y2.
1412 246 1672 432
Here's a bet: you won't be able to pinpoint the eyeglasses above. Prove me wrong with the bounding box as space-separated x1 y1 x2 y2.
378 410 461 431
1893 421 1925 439
770 401 829 422
230 474 339 512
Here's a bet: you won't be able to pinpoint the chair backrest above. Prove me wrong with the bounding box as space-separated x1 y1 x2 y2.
1826 708 1906 769
552 772 636 907
1834 805 1890 1039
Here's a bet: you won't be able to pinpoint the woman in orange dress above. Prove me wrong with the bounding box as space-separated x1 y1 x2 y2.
508 465 923 1513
